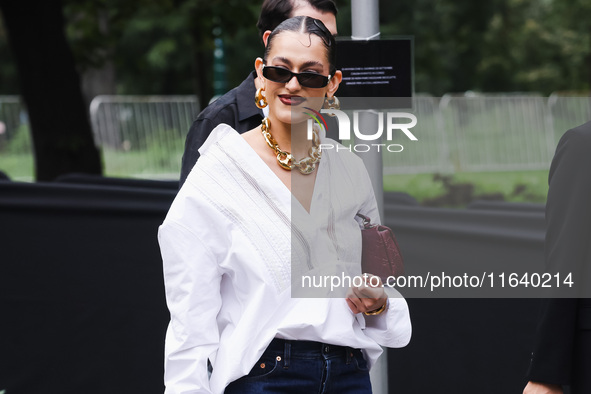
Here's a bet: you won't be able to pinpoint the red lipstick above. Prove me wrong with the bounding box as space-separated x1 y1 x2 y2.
279 95 305 106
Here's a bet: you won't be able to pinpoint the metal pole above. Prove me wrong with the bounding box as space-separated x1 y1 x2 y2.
351 1 388 394
351 0 380 41
351 0 383 222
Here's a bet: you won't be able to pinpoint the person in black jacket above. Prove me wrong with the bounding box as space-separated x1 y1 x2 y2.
179 0 338 187
524 121 591 394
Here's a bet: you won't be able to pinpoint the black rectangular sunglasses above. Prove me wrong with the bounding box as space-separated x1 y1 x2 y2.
262 65 331 88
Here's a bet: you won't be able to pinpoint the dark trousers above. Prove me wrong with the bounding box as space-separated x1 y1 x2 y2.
225 338 373 393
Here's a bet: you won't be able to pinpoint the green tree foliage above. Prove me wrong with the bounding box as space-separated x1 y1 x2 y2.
477 0 591 93
62 0 260 105
1 0 590 98
379 0 591 95
0 0 102 181
0 18 19 93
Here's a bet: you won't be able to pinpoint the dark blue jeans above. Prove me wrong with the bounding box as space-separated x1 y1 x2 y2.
224 338 372 393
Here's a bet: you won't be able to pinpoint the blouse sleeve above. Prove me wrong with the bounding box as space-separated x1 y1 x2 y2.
362 288 412 348
159 220 223 394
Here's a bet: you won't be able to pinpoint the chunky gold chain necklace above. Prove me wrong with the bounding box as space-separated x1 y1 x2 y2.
260 117 322 175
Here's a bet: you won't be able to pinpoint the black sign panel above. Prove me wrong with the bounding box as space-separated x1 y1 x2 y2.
335 38 413 109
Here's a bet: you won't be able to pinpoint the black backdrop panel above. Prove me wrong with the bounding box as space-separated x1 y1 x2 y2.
0 181 547 394
384 203 545 393
0 181 175 394
388 298 540 394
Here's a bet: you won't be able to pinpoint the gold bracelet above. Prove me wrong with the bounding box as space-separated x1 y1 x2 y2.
363 301 387 316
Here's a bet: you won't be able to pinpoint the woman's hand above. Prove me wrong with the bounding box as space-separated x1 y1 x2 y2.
346 274 388 314
523 381 562 394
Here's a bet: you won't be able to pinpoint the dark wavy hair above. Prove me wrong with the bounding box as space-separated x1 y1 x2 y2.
263 16 337 76
256 0 338 38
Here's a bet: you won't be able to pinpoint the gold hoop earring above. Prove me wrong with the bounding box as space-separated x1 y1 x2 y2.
324 96 340 112
255 88 267 109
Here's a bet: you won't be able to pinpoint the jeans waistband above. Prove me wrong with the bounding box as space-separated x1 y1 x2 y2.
266 338 357 367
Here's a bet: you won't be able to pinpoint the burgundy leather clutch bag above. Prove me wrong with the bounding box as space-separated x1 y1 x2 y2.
357 213 405 281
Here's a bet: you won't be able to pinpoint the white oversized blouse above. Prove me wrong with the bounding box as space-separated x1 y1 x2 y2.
159 124 411 394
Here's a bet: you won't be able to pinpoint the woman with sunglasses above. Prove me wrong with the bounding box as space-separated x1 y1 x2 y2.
159 16 411 394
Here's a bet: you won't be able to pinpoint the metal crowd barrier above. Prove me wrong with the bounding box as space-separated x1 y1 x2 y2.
1 93 590 180
0 95 28 154
89 95 199 179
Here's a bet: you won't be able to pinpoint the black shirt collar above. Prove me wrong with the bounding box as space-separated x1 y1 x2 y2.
236 71 263 122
